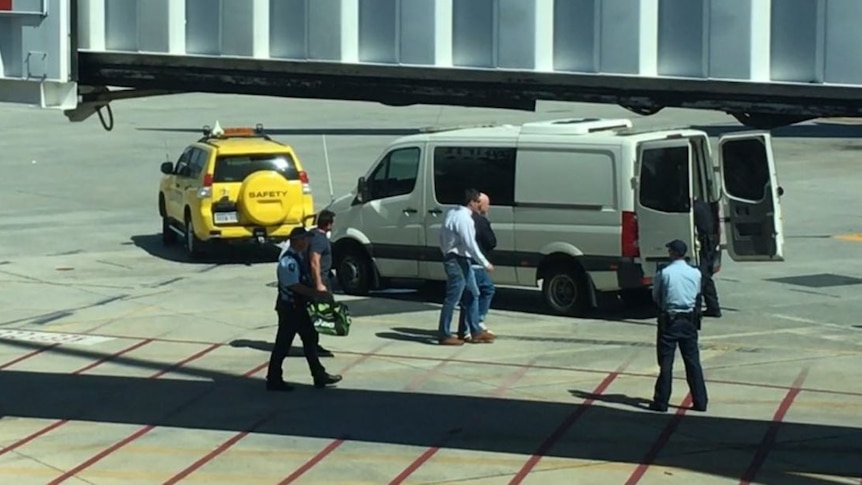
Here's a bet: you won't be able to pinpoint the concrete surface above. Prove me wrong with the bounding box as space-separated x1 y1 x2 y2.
1 96 861 485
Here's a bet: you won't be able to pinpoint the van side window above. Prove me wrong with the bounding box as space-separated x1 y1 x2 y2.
639 147 690 213
367 147 421 201
433 147 516 206
188 148 208 178
722 139 769 202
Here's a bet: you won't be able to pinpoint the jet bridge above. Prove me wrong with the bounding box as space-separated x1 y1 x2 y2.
4 0 862 131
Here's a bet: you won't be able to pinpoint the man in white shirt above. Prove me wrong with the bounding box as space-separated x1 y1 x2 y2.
437 189 495 345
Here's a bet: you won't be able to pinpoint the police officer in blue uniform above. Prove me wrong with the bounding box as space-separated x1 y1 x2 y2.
266 227 342 392
649 239 708 412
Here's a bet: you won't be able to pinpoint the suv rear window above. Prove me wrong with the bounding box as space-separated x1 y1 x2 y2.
213 154 299 183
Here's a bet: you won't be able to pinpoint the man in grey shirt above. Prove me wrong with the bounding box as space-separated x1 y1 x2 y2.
305 209 337 357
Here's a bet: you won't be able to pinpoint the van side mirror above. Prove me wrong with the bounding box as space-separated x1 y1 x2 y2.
160 162 174 174
356 176 369 203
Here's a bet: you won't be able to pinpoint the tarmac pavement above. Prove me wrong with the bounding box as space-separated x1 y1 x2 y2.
1 95 861 484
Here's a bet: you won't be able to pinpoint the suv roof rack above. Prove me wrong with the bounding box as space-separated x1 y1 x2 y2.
198 120 274 142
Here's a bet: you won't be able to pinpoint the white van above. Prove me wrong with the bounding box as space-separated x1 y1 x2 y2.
323 118 784 316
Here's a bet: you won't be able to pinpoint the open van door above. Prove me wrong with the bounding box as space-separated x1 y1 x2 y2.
717 132 784 262
635 138 696 275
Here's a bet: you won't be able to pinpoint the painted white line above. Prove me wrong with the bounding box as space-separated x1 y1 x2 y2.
770 313 849 330
701 327 811 341
0 329 114 346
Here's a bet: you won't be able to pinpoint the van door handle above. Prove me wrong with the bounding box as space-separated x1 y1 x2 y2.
428 208 442 215
403 207 418 214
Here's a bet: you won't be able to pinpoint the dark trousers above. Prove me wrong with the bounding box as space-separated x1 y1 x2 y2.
266 300 326 383
699 249 721 312
653 313 708 409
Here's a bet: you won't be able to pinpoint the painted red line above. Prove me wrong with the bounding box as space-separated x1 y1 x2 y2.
162 341 394 484
404 346 469 392
75 339 153 373
45 344 220 485
390 356 539 485
0 339 154 457
624 393 693 485
279 437 348 485
0 343 59 370
739 367 810 485
509 357 634 485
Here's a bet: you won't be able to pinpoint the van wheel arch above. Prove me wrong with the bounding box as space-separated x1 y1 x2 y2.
537 253 594 316
333 239 379 295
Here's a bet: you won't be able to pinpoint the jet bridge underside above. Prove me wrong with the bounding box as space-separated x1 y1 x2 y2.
6 0 862 129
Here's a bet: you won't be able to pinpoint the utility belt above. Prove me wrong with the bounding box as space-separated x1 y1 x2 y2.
659 310 701 331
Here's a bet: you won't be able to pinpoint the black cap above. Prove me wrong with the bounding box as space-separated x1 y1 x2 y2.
666 239 687 256
288 227 311 240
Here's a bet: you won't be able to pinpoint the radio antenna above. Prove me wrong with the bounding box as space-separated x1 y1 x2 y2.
321 135 335 203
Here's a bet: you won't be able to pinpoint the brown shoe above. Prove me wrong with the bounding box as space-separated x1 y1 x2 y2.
438 337 465 346
470 331 495 343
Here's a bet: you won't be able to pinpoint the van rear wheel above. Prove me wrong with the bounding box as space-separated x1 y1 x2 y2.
542 265 590 316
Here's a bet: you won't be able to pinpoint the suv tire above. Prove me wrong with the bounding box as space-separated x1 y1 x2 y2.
184 214 203 259
162 217 178 246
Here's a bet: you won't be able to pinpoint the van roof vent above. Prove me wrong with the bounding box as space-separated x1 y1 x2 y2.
520 118 633 135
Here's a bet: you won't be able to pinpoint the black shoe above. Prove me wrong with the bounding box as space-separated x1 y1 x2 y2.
648 402 668 412
316 345 334 357
313 373 343 388
692 403 708 412
265 380 295 392
703 309 722 318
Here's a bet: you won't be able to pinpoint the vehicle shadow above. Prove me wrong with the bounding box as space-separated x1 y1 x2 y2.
359 283 659 324
129 234 281 265
1 339 858 485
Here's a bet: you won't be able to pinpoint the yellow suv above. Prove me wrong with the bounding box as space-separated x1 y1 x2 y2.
158 122 314 257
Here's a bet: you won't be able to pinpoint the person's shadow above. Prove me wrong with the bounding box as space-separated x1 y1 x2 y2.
569 390 689 411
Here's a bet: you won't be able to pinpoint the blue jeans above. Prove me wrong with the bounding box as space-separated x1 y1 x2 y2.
458 266 496 335
437 255 481 339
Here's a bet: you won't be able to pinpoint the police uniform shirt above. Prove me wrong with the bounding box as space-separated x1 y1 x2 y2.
652 259 702 313
277 250 303 303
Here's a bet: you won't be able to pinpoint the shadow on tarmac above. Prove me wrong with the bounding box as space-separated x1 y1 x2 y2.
359 284 659 324
1 339 860 485
129 234 280 266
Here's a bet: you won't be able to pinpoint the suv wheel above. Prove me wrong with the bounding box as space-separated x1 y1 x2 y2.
337 248 372 296
542 265 590 316
162 217 178 246
185 215 203 258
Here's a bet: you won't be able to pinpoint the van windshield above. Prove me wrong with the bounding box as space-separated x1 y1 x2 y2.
213 154 299 183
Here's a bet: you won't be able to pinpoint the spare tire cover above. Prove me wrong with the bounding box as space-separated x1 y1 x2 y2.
238 171 297 226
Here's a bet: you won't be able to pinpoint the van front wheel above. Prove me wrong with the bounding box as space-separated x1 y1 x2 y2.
336 248 372 296
542 266 590 316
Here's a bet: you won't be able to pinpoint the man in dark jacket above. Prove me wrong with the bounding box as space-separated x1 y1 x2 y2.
693 197 721 317
458 192 497 339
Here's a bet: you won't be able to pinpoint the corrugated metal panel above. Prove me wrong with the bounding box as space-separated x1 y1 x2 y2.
74 0 862 86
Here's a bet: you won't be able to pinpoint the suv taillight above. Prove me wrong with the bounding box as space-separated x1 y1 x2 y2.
299 171 311 194
622 211 640 258
198 173 214 198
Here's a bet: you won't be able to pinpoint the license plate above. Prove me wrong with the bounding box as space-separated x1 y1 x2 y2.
214 211 238 224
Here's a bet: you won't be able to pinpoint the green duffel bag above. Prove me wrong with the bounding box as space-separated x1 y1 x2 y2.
307 301 352 336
